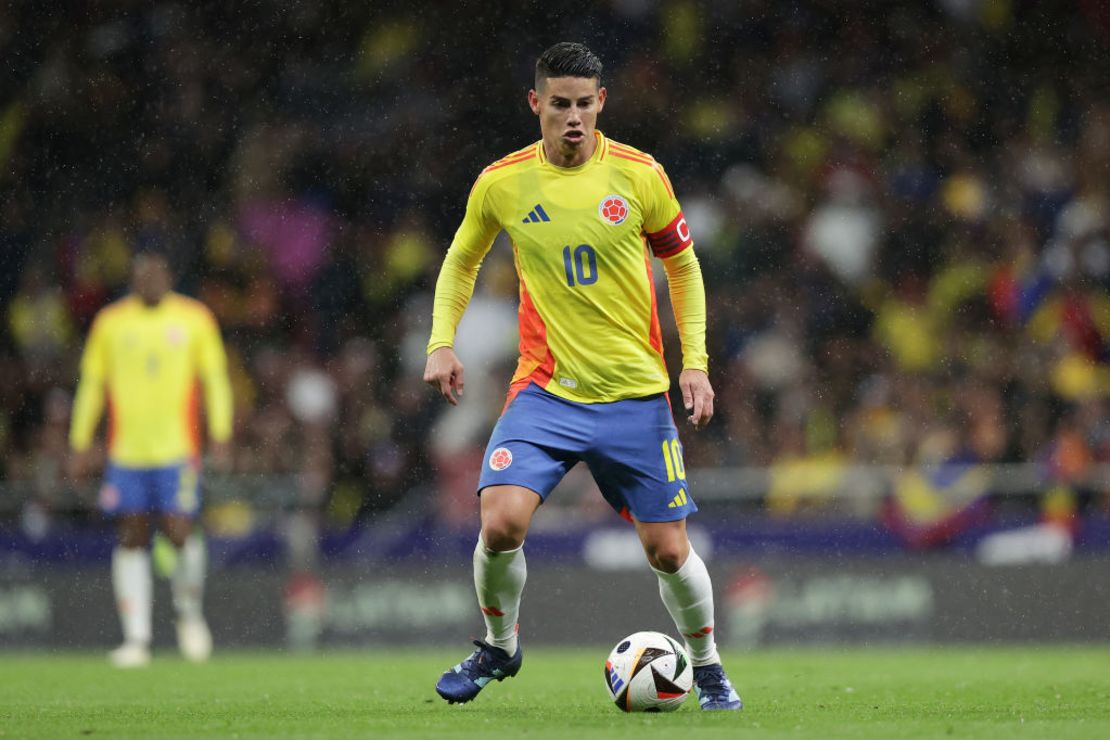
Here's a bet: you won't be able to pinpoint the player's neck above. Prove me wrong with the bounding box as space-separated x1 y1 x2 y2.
542 136 596 169
136 293 169 308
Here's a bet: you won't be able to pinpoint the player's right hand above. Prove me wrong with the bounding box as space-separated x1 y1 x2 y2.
66 449 96 481
424 347 465 406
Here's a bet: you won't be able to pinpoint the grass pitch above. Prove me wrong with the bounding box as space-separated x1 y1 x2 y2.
1 647 1108 739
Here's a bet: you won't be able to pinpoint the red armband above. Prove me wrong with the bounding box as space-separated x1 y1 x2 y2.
645 211 692 258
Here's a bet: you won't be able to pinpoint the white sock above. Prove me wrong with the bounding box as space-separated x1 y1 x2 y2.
652 548 721 666
172 533 207 622
473 536 526 655
112 547 152 646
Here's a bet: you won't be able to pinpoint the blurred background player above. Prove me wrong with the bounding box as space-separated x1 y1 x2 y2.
425 42 741 710
68 249 233 667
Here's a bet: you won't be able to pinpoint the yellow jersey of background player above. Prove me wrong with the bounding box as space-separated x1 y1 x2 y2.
69 249 232 668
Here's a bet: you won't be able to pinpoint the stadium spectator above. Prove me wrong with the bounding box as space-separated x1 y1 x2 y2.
0 1 1103 552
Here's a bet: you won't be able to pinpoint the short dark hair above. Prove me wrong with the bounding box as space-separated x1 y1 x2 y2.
535 42 602 88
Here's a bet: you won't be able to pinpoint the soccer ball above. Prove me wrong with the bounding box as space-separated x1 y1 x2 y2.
603 631 692 712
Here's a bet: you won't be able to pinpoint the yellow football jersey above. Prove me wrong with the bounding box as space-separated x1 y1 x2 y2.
428 131 707 403
70 293 233 467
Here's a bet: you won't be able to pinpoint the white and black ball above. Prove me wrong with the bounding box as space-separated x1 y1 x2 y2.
603 631 692 712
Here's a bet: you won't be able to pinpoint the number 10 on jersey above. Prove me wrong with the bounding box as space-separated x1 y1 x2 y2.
563 244 598 287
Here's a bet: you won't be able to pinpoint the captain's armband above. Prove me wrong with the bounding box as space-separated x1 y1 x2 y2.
645 211 692 258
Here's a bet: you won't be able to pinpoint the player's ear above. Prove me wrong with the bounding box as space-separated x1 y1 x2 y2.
528 88 541 115
597 86 607 113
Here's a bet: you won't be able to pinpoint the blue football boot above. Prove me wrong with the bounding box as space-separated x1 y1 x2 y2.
436 640 523 704
692 663 743 710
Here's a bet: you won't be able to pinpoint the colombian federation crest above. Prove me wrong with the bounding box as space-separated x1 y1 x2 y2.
166 325 185 347
489 447 513 471
598 195 629 225
99 483 121 511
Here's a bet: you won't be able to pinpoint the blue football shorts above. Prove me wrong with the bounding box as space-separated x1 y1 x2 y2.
99 461 201 517
477 383 697 523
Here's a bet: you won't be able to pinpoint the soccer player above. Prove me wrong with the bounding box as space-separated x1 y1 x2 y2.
69 249 233 668
424 43 742 710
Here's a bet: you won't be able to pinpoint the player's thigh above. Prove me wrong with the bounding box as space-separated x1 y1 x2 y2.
477 385 586 506
585 394 697 523
117 513 153 548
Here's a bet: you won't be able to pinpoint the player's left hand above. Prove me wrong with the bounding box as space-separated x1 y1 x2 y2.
679 369 714 430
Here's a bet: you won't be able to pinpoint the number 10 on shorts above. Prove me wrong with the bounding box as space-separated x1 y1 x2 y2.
661 438 686 482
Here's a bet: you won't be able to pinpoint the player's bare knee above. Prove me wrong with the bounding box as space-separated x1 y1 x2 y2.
481 519 526 551
642 534 690 573
160 516 192 549
162 523 189 545
648 546 686 573
163 532 189 549
480 508 528 550
118 532 151 549
479 494 533 550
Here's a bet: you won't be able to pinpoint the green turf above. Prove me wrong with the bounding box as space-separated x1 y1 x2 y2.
1 647 1108 739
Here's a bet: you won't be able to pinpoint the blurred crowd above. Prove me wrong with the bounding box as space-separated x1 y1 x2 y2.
1 1 1109 535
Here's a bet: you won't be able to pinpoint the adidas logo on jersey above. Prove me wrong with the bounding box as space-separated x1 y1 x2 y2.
522 204 551 223
667 489 688 509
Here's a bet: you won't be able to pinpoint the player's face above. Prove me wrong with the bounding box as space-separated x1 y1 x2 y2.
132 255 173 306
529 76 606 166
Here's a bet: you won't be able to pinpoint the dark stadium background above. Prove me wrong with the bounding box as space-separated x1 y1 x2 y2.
0 1 1108 649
